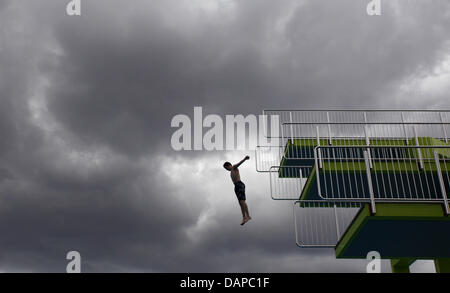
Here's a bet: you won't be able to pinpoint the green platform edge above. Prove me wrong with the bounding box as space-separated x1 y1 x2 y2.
334 203 450 259
279 137 450 201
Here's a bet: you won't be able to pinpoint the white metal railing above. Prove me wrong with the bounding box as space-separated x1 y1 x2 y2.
269 166 313 200
282 122 450 160
314 145 450 215
256 110 450 248
263 110 450 139
255 145 284 172
255 122 450 172
293 200 363 247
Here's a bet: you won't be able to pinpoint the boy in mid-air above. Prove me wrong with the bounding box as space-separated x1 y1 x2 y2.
223 156 251 225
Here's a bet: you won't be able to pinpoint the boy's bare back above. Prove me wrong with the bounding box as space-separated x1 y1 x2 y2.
230 167 241 184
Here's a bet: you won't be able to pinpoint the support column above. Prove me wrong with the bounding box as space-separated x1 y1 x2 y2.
434 258 450 273
391 258 415 273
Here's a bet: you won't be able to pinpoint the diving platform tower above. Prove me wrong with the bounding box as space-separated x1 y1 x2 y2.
256 110 450 273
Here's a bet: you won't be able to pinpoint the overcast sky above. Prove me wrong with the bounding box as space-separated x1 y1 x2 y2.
0 0 449 272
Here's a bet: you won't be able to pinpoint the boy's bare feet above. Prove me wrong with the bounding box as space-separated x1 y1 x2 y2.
240 217 251 225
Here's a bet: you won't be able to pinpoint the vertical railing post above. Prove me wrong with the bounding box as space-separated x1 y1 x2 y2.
327 111 332 145
334 203 341 241
414 126 424 170
254 148 259 172
269 166 274 199
364 150 376 214
364 112 373 169
434 151 449 216
289 113 295 159
281 122 285 161
314 146 322 198
440 113 448 143
401 112 409 145
299 168 303 190
316 126 322 169
262 110 267 139
289 112 294 144
293 201 300 247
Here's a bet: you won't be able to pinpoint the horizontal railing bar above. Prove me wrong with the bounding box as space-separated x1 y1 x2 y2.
265 109 450 112
293 197 449 248
316 145 450 149
313 145 450 202
294 199 447 204
282 122 450 125
266 137 449 141
295 244 336 248
270 165 313 200
264 157 442 160
293 200 363 248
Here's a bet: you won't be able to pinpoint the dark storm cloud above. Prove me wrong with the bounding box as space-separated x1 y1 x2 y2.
37 0 450 158
0 0 448 272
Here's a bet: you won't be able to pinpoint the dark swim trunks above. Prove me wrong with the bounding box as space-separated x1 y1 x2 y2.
234 181 246 201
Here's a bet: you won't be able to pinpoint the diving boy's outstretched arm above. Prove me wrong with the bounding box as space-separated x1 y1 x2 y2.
233 155 250 169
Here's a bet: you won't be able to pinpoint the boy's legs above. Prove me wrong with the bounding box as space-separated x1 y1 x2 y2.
235 182 250 225
239 201 246 219
239 200 251 221
243 201 250 218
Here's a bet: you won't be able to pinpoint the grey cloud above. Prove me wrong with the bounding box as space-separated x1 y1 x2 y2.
38 0 450 158
0 0 448 272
